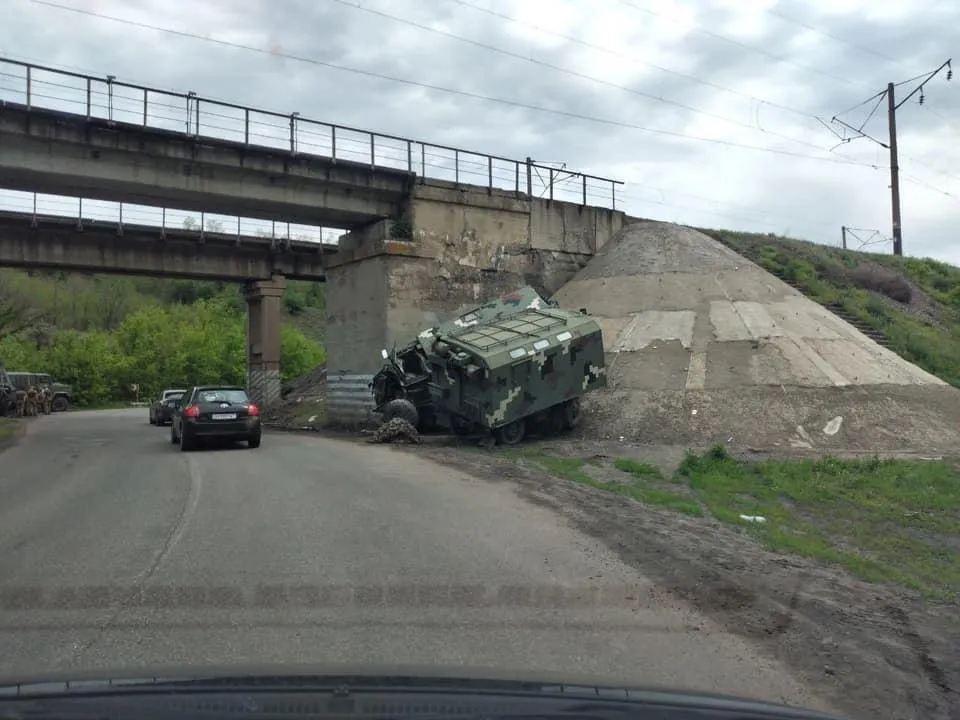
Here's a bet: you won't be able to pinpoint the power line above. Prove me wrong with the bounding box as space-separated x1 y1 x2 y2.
616 0 874 90
331 0 841 155
26 0 884 169
441 0 818 122
830 59 954 256
762 8 913 68
438 0 960 189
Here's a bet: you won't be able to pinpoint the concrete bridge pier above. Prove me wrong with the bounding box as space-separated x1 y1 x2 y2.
244 274 286 408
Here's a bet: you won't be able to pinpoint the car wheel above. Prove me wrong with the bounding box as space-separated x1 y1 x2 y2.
52 396 68 412
247 433 261 449
170 424 178 444
149 412 156 425
179 429 193 452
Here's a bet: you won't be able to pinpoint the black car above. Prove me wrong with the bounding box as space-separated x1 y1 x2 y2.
149 388 186 426
170 385 262 451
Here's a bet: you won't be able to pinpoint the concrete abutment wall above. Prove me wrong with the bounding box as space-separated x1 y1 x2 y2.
324 181 625 424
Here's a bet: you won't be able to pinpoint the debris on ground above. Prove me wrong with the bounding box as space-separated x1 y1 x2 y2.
369 417 420 444
263 366 327 429
281 365 328 400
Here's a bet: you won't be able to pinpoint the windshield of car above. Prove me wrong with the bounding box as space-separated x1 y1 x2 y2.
194 389 249 404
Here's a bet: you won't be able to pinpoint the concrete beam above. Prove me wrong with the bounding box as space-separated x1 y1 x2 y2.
0 211 332 281
0 103 413 228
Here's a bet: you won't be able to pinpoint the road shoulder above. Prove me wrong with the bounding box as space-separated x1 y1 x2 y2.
0 418 26 454
404 441 958 720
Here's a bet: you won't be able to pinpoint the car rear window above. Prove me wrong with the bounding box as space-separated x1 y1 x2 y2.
195 389 249 404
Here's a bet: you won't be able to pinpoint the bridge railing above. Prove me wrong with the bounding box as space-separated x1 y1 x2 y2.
0 59 624 209
0 190 338 245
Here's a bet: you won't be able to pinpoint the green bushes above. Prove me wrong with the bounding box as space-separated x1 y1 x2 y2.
0 298 325 407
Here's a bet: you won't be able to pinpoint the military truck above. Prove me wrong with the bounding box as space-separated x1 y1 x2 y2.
371 288 607 444
372 286 560 433
0 365 13 416
6 371 72 412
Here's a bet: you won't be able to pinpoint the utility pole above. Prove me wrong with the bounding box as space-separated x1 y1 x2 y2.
830 59 952 257
841 225 847 250
886 82 902 256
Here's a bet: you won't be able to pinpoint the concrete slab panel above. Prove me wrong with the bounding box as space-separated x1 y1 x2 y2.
594 316 635 348
708 301 751 342
614 311 697 351
608 343 691 391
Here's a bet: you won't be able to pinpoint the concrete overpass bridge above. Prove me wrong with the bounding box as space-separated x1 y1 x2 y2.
0 59 626 418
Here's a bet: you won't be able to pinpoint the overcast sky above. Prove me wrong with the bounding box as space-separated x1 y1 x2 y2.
1 0 957 261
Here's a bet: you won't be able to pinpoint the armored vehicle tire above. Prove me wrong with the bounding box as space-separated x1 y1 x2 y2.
562 398 582 429
382 398 419 428
52 396 69 412
495 418 526 445
451 417 474 436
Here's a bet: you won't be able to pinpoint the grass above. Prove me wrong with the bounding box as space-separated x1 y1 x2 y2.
700 228 960 388
506 444 960 601
504 448 703 517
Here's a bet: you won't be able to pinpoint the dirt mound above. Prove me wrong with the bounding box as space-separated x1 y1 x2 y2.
282 365 327 400
553 220 960 453
264 365 327 429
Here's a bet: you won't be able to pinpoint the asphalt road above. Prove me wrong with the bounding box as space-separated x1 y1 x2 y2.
0 409 833 712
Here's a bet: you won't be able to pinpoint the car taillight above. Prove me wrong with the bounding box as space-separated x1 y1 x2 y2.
184 405 200 418
247 403 260 417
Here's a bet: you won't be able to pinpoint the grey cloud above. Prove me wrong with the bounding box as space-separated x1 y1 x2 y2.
1 0 957 258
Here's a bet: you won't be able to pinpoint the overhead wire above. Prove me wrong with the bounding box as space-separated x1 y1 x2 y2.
616 0 873 90
331 0 845 157
15 0 959 237
25 0 883 169
440 0 817 122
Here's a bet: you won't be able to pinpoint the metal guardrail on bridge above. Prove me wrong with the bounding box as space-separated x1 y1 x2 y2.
0 191 338 245
0 59 624 209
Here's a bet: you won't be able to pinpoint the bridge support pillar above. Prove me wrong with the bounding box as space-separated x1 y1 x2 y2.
244 274 286 408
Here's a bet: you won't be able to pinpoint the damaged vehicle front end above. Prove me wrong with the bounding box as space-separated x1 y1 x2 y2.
370 286 607 445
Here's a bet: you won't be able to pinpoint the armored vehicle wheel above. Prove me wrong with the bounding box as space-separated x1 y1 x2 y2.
562 397 582 429
495 419 526 445
52 396 69 412
383 398 419 428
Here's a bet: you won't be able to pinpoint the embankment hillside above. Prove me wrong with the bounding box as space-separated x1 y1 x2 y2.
701 228 960 389
554 220 960 454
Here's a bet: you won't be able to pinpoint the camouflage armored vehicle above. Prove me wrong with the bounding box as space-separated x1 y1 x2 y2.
372 288 606 444
6 371 72 412
0 365 13 416
372 287 561 433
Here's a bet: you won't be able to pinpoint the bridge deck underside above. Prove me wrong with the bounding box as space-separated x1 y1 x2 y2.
0 212 332 281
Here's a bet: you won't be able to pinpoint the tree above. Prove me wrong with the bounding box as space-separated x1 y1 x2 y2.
0 272 45 341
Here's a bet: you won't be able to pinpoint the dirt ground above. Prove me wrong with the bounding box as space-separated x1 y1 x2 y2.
284 424 959 720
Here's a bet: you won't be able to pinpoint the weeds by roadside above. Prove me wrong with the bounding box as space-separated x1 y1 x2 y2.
503 444 960 601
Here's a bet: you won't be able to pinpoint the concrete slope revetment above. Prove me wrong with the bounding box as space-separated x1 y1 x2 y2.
552 219 960 453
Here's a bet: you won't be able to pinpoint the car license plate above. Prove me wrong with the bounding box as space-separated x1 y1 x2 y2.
212 413 237 420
